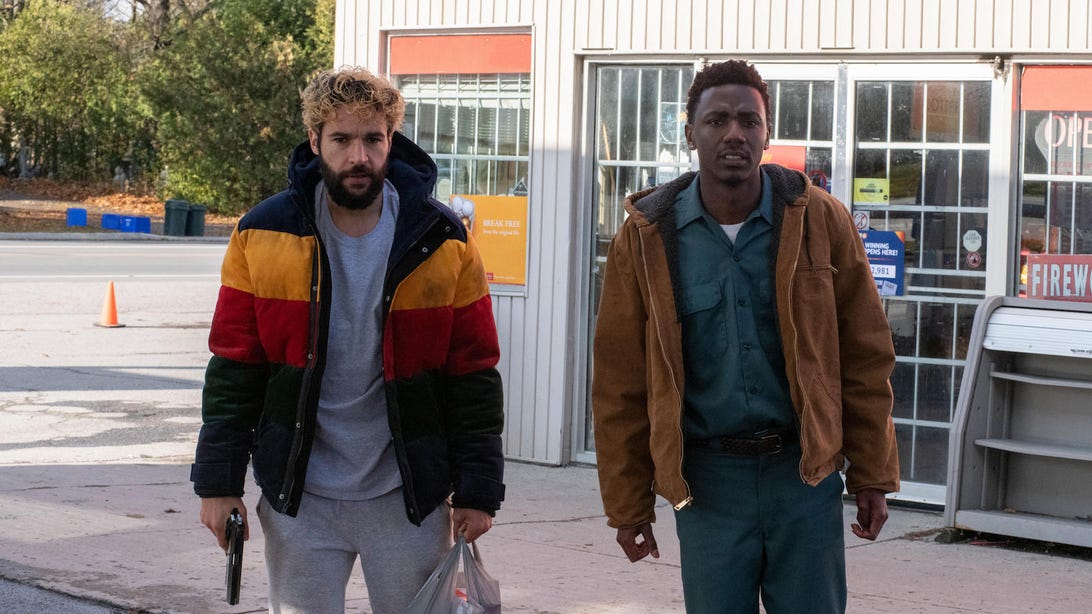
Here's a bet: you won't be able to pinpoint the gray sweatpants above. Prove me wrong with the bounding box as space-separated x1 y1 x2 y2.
258 488 452 614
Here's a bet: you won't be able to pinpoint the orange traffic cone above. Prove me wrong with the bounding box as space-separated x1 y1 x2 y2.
94 281 125 328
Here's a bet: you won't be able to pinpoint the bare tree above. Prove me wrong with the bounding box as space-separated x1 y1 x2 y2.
101 0 211 47
1 0 28 23
133 0 170 46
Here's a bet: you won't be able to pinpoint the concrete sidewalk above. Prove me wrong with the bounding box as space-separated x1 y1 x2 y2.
1 241 1090 613
2 459 1091 613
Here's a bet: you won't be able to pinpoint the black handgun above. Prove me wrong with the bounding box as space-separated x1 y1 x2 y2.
225 508 244 605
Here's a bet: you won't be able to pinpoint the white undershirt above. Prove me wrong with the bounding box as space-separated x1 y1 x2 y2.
720 222 745 243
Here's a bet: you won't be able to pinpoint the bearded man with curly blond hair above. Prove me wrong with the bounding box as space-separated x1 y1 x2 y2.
192 67 505 613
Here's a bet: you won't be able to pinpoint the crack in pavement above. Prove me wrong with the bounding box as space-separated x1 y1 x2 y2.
496 514 605 526
1 481 186 493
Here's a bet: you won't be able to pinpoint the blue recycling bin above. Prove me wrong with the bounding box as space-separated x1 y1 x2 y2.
101 213 121 230
66 208 87 227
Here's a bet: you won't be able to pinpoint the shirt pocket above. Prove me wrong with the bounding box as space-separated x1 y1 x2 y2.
678 280 729 362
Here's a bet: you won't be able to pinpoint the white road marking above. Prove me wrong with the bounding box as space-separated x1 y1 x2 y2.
0 274 218 280
0 242 225 249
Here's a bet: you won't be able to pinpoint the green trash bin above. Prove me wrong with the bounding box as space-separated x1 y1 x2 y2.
185 203 206 237
164 199 189 236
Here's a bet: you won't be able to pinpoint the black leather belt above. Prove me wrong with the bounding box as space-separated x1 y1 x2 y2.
687 430 796 456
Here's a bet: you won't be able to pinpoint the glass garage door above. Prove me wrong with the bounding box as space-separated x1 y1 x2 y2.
852 77 992 502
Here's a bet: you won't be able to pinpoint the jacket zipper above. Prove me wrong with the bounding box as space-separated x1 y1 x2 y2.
280 221 326 512
787 208 811 479
380 213 452 524
636 229 692 511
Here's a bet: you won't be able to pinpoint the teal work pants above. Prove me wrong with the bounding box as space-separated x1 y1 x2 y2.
674 442 847 614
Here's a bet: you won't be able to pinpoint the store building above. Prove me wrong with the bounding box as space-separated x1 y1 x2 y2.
334 0 1092 504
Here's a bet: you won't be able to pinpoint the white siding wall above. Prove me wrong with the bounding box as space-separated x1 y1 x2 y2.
575 0 1092 53
336 0 1092 465
336 0 578 465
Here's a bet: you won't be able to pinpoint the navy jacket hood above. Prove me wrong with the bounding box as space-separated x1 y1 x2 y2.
286 131 439 220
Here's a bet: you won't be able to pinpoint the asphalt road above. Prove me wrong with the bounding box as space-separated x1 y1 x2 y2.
0 240 225 279
0 239 224 610
0 239 224 465
0 578 116 613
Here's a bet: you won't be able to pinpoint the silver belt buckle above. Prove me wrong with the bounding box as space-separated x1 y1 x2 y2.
758 431 783 455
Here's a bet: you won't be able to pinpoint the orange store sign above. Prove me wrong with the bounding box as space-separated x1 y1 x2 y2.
1026 254 1092 303
388 34 531 75
1021 66 1092 113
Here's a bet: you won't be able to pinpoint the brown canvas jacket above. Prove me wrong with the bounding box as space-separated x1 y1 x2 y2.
592 164 899 529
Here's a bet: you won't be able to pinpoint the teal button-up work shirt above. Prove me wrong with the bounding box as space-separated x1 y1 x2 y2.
674 170 796 439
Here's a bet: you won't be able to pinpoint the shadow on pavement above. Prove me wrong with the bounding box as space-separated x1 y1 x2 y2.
0 366 203 392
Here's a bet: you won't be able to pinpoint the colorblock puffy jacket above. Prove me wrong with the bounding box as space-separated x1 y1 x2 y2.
190 134 505 524
592 165 898 529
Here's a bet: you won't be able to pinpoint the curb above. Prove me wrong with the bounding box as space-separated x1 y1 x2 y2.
0 232 230 243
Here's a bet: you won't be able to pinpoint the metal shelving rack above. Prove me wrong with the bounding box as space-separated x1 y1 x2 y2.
945 296 1092 548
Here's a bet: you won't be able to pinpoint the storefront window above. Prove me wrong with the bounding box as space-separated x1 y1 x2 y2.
395 71 532 291
1017 66 1092 297
591 65 694 317
768 80 835 186
586 64 694 451
398 74 531 200
386 32 535 290
852 79 992 489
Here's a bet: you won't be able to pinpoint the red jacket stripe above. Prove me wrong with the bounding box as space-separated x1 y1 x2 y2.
253 296 311 368
385 306 453 380
209 285 267 364
383 294 498 380
447 295 500 376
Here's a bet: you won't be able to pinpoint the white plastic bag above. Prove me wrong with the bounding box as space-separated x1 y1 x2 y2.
405 538 461 614
461 538 501 614
406 536 501 614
